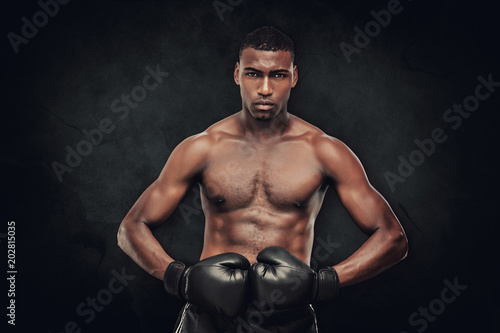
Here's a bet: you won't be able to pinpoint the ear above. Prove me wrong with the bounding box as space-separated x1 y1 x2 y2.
291 65 298 88
234 62 240 85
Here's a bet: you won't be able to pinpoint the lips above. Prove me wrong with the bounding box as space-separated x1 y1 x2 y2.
254 101 275 111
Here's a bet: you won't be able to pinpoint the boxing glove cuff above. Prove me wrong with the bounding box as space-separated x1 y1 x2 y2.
314 266 339 301
164 261 187 299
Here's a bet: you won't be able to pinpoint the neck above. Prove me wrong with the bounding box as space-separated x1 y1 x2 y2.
238 109 291 139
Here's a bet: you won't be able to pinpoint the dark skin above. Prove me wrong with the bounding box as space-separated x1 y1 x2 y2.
117 48 408 287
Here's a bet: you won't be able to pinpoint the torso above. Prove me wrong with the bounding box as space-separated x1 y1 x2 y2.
198 113 329 264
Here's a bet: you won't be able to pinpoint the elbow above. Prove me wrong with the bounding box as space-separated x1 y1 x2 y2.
117 218 149 252
117 220 129 251
389 229 409 262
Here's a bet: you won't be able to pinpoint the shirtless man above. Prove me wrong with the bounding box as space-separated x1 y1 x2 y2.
117 26 408 332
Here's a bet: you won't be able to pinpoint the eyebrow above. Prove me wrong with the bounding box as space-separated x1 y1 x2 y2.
243 67 290 73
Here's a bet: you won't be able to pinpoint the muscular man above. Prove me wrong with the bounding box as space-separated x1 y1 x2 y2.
118 26 408 332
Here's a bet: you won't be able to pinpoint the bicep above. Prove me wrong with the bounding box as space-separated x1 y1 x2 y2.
317 137 397 233
124 134 209 228
126 177 191 228
336 180 396 234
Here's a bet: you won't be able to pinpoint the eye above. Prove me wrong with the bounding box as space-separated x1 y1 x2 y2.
246 72 258 77
274 73 286 78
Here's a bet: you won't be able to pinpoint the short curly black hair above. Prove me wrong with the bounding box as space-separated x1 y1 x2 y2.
239 26 295 63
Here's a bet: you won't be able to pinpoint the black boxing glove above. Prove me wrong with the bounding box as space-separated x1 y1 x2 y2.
164 253 250 318
250 246 339 309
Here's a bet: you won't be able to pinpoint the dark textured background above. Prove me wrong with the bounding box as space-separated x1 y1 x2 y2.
2 0 499 332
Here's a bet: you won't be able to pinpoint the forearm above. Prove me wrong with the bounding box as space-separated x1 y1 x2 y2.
333 228 407 287
117 219 174 280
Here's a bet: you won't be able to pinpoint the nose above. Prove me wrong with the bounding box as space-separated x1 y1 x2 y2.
257 77 273 97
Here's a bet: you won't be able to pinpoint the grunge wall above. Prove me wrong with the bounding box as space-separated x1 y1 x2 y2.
2 0 498 332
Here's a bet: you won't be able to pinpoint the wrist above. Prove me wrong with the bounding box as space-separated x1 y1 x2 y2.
164 261 187 299
313 266 340 301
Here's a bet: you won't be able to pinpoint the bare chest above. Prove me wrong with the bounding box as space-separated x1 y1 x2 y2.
200 139 325 210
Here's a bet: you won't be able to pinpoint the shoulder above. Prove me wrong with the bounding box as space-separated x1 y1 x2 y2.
204 113 241 138
289 115 351 158
312 134 354 163
173 131 213 159
169 114 240 164
176 113 238 150
157 114 240 181
290 117 363 181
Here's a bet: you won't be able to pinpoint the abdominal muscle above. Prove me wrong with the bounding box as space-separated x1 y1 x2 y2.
199 207 315 265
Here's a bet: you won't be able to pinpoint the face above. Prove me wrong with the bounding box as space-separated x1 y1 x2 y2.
234 48 298 121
